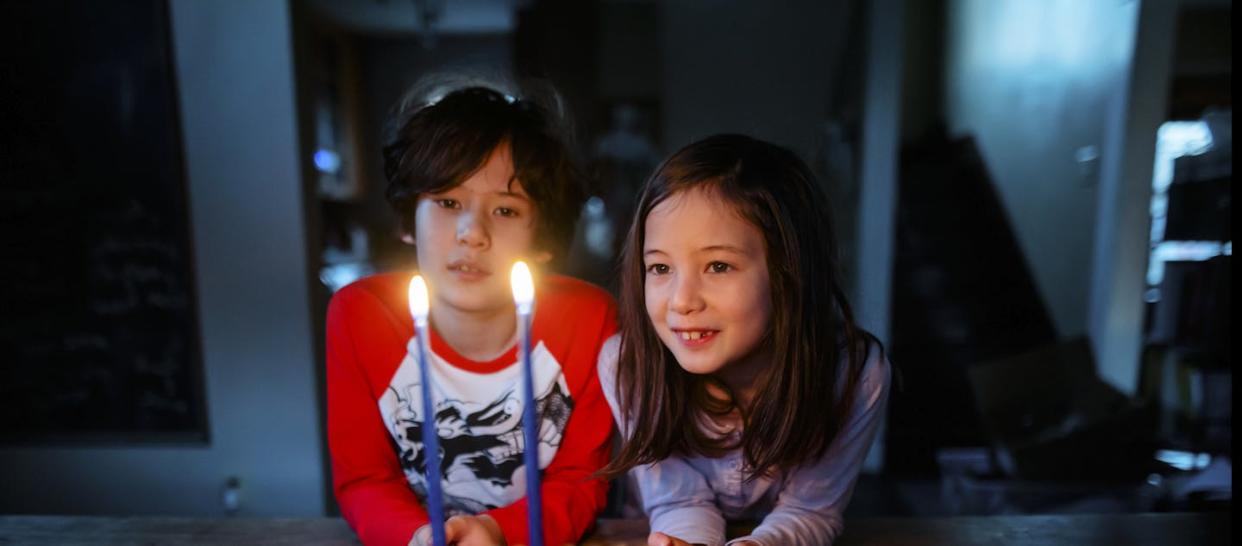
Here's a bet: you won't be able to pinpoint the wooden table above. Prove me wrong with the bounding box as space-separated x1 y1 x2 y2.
0 512 1229 545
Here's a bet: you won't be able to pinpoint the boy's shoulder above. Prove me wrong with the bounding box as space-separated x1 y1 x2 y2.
329 272 614 323
329 271 411 321
539 274 616 314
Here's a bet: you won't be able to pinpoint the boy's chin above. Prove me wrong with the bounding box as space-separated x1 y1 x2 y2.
433 287 513 316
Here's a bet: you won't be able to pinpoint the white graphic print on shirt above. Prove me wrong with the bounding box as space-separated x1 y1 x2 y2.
379 339 572 515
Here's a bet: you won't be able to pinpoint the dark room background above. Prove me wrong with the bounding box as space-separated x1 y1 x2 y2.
0 0 1231 520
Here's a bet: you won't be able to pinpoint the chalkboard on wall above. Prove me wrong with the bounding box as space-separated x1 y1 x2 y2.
0 0 207 443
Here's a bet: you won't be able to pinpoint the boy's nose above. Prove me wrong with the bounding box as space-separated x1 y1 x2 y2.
456 214 489 249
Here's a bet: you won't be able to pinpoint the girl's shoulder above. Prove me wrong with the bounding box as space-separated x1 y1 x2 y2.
857 340 891 392
831 339 892 423
595 334 622 387
830 338 891 403
594 334 624 420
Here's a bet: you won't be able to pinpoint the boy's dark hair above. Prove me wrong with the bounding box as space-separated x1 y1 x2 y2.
383 84 585 262
601 134 881 482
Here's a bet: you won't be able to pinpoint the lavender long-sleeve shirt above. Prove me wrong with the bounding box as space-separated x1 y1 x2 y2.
597 335 891 546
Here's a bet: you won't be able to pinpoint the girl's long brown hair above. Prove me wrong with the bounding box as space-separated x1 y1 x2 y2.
601 134 879 481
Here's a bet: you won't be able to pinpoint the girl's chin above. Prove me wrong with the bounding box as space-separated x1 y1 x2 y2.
672 354 725 376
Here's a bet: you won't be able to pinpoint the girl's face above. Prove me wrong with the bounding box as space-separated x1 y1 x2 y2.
642 187 773 384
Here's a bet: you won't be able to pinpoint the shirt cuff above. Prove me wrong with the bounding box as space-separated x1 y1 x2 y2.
409 523 430 546
650 505 726 546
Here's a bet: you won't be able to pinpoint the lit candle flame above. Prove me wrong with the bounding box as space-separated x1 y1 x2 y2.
408 275 430 322
511 258 543 546
510 261 534 312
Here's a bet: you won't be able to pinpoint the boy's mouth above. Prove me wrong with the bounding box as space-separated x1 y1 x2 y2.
447 260 491 280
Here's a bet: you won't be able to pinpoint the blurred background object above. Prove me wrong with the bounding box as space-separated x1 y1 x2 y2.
0 0 1230 523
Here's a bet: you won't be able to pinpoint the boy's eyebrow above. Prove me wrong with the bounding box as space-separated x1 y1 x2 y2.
501 176 531 200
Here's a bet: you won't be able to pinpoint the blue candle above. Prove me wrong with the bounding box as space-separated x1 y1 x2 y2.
510 262 543 546
408 276 446 546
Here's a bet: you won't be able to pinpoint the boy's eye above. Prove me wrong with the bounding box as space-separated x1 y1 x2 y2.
646 264 670 275
494 207 519 218
435 199 460 209
708 261 732 273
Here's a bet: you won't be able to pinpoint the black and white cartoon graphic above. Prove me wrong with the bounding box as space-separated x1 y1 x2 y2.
389 378 573 514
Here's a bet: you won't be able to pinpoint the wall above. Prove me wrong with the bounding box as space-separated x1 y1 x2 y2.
660 0 857 160
0 0 326 516
943 0 1138 338
1087 0 1178 394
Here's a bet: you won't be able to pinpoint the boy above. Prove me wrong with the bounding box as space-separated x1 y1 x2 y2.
327 85 616 546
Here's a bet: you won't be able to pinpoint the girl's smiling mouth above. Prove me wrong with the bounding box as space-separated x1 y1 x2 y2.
671 328 719 346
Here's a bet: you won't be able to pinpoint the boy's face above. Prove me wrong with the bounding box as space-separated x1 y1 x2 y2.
414 143 545 319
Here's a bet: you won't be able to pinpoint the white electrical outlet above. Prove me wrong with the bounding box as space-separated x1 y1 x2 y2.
221 476 242 515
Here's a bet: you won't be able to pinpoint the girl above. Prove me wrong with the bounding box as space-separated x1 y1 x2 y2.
598 134 891 546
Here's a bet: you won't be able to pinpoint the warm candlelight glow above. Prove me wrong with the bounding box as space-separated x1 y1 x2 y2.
511 258 543 546
408 275 430 321
510 261 534 311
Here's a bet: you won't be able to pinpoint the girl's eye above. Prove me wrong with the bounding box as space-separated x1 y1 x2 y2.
708 261 732 273
495 207 519 218
646 264 670 275
435 199 460 209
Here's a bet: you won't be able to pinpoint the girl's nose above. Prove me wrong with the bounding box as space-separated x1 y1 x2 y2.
667 272 705 315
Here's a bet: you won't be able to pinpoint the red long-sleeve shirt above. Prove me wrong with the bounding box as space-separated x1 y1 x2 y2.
327 272 617 546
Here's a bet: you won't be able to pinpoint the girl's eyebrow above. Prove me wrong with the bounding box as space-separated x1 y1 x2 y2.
698 244 748 255
643 245 749 257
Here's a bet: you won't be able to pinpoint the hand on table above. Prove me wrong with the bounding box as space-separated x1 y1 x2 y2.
415 513 581 546
444 514 505 546
647 532 760 546
646 531 702 546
